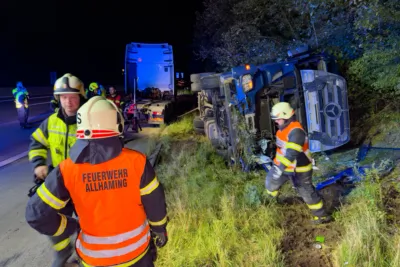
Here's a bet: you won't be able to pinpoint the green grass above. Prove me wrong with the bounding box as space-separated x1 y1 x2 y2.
332 163 400 267
154 117 285 266
151 115 400 267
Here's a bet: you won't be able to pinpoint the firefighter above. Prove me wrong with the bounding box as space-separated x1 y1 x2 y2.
12 81 30 128
106 86 123 108
28 73 87 267
85 82 99 99
265 102 332 224
26 96 168 267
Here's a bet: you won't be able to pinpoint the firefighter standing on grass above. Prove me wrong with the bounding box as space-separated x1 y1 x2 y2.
265 102 332 224
26 96 168 267
28 73 87 267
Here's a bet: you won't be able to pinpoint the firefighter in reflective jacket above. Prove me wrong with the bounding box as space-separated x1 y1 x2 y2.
28 73 87 267
265 102 332 224
26 96 168 267
85 82 99 99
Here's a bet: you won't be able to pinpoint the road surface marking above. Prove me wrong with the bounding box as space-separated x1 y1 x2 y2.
0 96 52 103
0 151 28 169
0 112 51 126
27 101 49 107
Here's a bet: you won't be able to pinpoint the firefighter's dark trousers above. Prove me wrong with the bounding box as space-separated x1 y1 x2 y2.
48 202 75 267
17 106 29 127
265 170 327 217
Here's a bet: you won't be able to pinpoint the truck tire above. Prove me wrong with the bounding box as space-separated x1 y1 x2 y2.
191 82 202 92
194 127 205 135
190 72 215 83
164 104 173 124
201 74 220 90
204 108 214 118
193 116 204 128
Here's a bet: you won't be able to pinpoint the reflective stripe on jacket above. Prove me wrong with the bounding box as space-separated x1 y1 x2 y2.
273 121 312 173
60 148 163 266
29 113 77 168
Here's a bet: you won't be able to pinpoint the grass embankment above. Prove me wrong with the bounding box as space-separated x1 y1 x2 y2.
154 115 285 267
323 110 400 266
150 114 400 266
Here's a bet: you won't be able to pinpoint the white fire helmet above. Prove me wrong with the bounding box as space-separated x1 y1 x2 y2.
271 102 295 120
76 96 124 139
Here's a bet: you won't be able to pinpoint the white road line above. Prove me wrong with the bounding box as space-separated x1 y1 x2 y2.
0 96 52 103
0 151 28 169
0 113 51 126
28 101 49 107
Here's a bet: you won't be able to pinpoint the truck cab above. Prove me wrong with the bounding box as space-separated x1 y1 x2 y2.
192 46 350 169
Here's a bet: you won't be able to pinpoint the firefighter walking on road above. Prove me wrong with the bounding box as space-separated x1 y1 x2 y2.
26 96 169 267
28 73 87 267
12 81 30 128
265 102 332 224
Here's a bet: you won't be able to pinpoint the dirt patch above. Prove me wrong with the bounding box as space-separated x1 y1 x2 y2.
280 205 342 267
383 185 400 231
279 184 345 267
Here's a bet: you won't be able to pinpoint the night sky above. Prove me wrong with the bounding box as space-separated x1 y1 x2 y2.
1 0 204 86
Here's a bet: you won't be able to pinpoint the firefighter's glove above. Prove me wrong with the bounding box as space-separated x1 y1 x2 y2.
267 165 283 180
152 231 168 248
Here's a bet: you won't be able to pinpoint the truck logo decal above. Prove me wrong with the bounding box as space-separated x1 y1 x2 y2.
324 103 342 119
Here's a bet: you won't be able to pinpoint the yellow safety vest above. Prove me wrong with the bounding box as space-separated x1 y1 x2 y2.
30 114 77 167
13 88 29 108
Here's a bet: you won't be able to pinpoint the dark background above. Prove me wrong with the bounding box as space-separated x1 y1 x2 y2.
0 0 204 86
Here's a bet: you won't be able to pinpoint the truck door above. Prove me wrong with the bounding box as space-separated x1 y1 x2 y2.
300 70 350 152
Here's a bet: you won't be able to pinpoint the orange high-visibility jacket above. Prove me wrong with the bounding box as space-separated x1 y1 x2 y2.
26 148 168 267
273 121 313 173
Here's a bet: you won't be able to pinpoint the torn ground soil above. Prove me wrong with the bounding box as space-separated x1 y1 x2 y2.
278 183 345 267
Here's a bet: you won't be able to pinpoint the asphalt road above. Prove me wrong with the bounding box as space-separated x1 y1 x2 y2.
0 96 53 164
0 127 161 267
0 96 53 125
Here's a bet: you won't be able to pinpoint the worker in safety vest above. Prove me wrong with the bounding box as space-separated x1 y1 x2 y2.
26 96 168 267
85 82 99 99
28 73 87 267
265 102 332 224
12 81 30 128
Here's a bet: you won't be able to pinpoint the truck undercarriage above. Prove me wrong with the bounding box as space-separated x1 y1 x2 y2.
191 47 351 172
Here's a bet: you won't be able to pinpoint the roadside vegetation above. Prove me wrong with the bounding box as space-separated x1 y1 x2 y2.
150 2 400 265
149 113 400 266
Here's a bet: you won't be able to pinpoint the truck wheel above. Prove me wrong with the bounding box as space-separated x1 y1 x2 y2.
204 108 214 118
164 104 175 124
190 73 215 83
194 127 205 135
201 74 220 90
193 116 204 128
191 82 202 92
